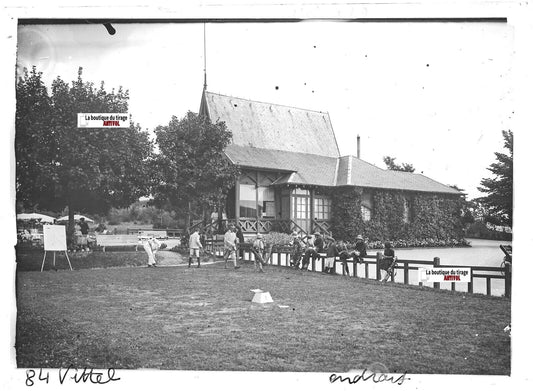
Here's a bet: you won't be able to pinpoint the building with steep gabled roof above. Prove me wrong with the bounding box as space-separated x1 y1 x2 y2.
199 90 464 240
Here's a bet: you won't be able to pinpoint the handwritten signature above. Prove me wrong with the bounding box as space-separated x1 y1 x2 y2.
330 369 410 385
25 366 121 386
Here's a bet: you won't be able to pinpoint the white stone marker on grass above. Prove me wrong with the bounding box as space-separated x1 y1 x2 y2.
250 289 273 304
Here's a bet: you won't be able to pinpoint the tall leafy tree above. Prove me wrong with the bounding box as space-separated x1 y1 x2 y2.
16 67 52 208
152 111 238 229
16 66 153 242
476 130 513 226
383 156 415 172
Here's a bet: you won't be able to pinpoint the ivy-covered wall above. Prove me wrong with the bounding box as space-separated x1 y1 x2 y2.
330 186 465 242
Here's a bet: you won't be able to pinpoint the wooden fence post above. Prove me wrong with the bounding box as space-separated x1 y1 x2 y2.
504 262 511 298
486 278 491 296
403 262 409 285
433 257 440 290
376 257 381 281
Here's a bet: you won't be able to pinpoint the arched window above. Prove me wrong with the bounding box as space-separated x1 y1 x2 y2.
361 204 372 221
361 190 373 221
403 196 414 223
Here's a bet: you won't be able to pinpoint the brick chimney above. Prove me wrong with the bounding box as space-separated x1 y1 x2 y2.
357 134 361 159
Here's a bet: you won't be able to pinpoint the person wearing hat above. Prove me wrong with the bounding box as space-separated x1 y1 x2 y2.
353 234 367 264
252 233 266 272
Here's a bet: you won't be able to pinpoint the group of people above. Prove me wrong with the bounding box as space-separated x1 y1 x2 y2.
290 232 368 275
222 224 265 271
289 231 397 281
145 224 398 281
189 224 269 272
187 225 249 270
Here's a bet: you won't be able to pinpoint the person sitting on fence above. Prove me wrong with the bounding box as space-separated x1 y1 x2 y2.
252 233 266 272
223 225 240 270
337 241 353 276
188 227 203 268
301 235 316 271
323 237 338 274
290 232 305 268
353 234 367 263
377 241 397 282
312 232 325 265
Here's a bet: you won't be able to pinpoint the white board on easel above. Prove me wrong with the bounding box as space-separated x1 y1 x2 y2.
43 225 67 251
42 225 72 271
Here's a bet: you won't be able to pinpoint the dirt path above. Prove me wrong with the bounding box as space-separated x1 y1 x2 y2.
155 251 222 267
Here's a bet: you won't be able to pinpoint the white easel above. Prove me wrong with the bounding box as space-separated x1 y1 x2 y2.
41 225 73 272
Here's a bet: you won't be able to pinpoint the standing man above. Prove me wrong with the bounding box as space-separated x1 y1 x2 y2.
78 217 89 251
252 233 266 272
144 237 162 268
189 227 203 268
236 225 245 260
223 226 240 270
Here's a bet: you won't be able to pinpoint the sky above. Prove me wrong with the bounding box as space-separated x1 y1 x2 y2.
16 21 514 199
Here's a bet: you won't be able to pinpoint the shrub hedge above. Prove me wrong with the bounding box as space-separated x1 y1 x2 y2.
330 187 466 245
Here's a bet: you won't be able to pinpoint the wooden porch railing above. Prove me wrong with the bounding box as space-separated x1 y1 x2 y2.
311 220 331 236
187 218 326 236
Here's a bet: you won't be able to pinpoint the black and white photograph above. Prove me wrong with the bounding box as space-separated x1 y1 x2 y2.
2 1 531 390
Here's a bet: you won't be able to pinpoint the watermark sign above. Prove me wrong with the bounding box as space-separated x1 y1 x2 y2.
77 113 130 128
418 267 471 283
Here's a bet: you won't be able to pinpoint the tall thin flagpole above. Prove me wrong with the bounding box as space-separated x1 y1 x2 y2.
203 23 207 90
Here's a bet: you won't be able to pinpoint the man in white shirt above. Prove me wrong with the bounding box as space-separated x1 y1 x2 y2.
143 237 162 267
189 227 203 268
223 226 240 270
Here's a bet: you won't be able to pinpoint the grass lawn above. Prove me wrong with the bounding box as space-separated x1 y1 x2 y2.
16 249 147 271
15 259 511 374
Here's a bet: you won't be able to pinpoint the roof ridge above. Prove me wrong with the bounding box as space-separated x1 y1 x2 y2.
227 144 338 159
205 90 329 115
326 112 341 158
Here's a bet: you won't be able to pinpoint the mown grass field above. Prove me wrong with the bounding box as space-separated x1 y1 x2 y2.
15 256 511 374
16 249 147 272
